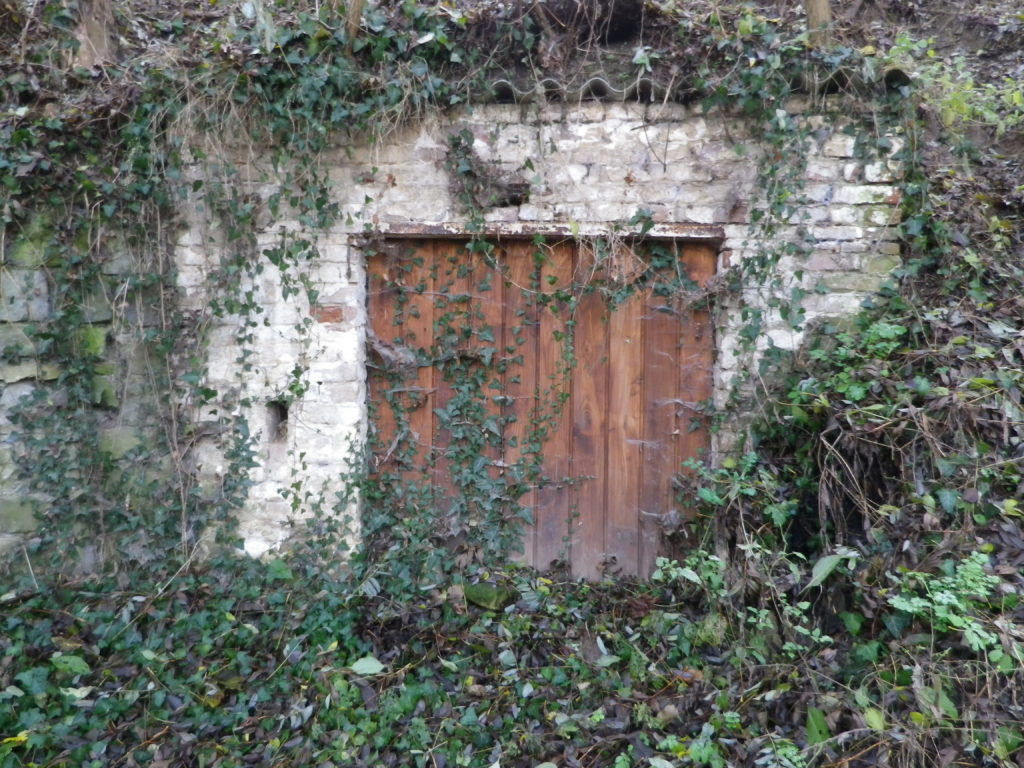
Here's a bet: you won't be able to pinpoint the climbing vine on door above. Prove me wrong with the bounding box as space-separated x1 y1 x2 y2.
366 236 714 580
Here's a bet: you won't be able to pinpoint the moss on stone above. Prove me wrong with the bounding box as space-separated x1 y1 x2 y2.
74 326 108 357
93 376 120 409
37 364 61 381
8 214 52 268
98 427 142 458
0 496 37 532
0 325 35 359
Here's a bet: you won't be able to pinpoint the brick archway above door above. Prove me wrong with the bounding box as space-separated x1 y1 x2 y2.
367 237 715 580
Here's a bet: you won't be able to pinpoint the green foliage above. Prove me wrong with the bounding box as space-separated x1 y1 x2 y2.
652 553 727 603
887 552 1006 655
681 14 1024 765
885 33 1024 138
1 2 1023 766
0 569 804 768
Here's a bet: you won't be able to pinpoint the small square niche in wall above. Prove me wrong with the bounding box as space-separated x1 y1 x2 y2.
266 400 288 444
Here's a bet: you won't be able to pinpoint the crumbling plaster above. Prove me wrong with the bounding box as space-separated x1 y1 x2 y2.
174 100 901 556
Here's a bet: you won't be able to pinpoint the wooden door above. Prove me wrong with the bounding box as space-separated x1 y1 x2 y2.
367 238 714 579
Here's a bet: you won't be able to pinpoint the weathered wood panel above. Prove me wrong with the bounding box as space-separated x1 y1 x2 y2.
367 238 714 579
531 242 574 571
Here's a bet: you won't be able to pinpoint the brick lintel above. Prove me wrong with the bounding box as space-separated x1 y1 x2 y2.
352 222 726 244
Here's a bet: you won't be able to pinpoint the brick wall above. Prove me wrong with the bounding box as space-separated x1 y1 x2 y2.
2 101 900 557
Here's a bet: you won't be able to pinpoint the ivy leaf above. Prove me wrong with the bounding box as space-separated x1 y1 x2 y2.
60 685 95 701
806 706 830 744
266 558 294 582
936 488 959 515
349 656 386 676
14 667 50 696
863 707 886 731
697 487 724 506
464 583 519 611
803 554 842 592
50 654 91 676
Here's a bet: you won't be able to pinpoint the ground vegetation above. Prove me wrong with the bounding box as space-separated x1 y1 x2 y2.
0 0 1023 766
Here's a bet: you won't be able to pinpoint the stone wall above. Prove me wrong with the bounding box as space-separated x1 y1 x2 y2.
0 215 165 559
173 100 900 557
0 100 902 557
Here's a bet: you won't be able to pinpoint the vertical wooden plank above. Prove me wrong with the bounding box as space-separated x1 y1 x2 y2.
638 282 683 576
368 241 433 479
675 244 716 521
533 241 574 572
570 249 610 580
605 290 644 575
474 241 506 490
430 241 474 508
501 241 539 564
366 250 397 469
401 241 437 487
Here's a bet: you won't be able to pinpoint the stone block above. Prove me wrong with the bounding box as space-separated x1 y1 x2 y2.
313 379 365 404
0 361 38 384
824 272 887 292
292 423 362 463
862 205 897 226
678 206 722 225
118 289 164 327
837 241 868 254
828 205 862 225
100 244 135 275
812 225 864 241
805 158 840 181
482 207 519 223
805 251 853 271
80 278 121 322
0 325 35 359
517 205 553 222
865 226 899 241
803 184 835 204
585 202 631 221
0 496 37 532
99 427 143 458
832 185 897 205
37 363 60 381
0 270 49 322
0 382 36 413
0 533 22 559
559 164 592 186
864 162 895 183
92 374 119 408
298 399 365 427
0 448 19 484
801 206 830 223
822 133 857 158
8 213 51 267
864 252 902 275
307 354 362 383
804 292 868 317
